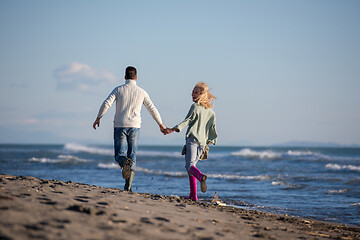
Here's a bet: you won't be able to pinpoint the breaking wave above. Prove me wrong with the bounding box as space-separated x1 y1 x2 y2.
231 148 281 159
230 148 346 161
29 155 91 164
64 143 182 158
96 163 272 181
327 189 349 194
325 164 360 172
64 143 112 155
63 144 359 163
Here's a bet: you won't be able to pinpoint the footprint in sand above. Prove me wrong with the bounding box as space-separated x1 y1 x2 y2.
74 196 90 203
140 217 154 224
38 197 57 205
39 220 66 229
110 218 127 224
67 204 105 216
154 217 170 222
175 203 186 208
67 204 92 214
96 210 106 216
42 201 57 205
24 224 44 231
0 194 15 200
52 191 64 194
40 180 49 184
5 177 18 181
54 219 71 224
20 193 31 197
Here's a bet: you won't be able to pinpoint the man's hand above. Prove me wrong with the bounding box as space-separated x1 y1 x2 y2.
163 128 176 135
93 118 100 130
159 124 167 134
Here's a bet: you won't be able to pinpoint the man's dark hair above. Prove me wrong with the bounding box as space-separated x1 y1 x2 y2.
125 66 137 79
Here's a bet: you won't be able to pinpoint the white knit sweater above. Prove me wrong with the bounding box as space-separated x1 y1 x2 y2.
97 80 163 128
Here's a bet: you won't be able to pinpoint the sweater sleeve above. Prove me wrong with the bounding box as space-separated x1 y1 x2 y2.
143 92 163 126
97 88 117 119
208 115 217 145
173 104 196 132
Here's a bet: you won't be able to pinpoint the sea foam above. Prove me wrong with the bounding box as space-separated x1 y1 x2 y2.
64 143 182 158
96 163 272 181
29 155 90 164
230 148 281 159
230 148 352 162
325 163 360 172
64 143 113 155
97 163 119 169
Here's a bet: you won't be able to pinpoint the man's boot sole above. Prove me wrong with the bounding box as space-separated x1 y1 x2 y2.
122 158 131 179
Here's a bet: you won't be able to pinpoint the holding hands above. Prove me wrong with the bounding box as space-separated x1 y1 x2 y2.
159 124 176 135
163 128 176 135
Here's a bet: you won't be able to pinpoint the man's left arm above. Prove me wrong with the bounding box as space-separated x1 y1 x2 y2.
143 93 165 132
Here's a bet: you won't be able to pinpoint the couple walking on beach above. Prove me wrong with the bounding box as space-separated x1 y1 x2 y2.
93 66 217 201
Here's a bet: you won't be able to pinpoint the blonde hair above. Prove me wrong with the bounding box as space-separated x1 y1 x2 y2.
195 82 216 109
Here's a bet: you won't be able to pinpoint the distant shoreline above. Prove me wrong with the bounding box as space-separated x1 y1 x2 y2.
0 142 359 148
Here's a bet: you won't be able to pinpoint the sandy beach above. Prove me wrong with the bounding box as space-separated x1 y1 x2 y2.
0 174 359 240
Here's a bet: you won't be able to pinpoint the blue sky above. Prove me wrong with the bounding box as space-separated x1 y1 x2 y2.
0 0 359 146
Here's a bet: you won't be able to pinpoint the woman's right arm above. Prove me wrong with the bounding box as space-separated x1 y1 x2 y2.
173 104 196 132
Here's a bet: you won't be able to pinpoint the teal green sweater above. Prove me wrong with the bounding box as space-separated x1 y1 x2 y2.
174 103 217 146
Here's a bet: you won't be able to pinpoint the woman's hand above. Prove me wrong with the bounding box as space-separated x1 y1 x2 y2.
163 128 176 135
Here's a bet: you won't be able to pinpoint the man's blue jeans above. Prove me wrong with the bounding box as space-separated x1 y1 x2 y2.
114 128 140 172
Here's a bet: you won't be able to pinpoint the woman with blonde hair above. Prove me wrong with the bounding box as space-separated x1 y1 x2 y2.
165 82 217 201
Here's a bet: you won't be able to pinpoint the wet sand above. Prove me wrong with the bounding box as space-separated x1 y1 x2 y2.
0 174 359 240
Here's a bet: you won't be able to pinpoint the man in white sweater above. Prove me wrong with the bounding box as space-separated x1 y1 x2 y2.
93 66 166 191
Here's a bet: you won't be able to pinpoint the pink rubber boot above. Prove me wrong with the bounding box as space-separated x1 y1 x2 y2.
188 175 198 201
188 166 207 193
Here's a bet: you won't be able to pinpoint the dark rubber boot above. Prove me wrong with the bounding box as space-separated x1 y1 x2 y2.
124 171 135 192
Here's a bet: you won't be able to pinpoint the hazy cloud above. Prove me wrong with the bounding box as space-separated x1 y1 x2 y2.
54 62 118 92
15 117 67 127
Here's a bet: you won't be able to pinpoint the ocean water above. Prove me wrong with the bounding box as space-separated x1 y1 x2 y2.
0 143 359 226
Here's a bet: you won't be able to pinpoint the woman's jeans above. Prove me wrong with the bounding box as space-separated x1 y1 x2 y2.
185 136 204 173
114 127 140 172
